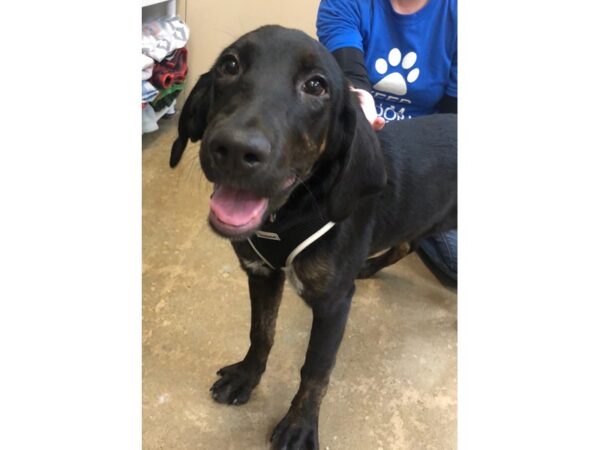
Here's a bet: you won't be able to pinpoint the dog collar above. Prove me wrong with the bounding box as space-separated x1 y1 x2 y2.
247 210 335 270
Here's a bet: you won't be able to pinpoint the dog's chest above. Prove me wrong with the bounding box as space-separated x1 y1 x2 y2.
284 266 305 295
240 257 274 278
240 256 305 296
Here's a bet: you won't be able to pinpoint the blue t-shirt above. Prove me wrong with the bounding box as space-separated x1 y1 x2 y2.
317 0 457 120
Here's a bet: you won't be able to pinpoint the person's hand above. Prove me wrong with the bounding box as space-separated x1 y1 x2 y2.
350 87 385 131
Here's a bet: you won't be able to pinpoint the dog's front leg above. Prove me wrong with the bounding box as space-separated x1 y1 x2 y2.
271 284 354 450
210 269 285 405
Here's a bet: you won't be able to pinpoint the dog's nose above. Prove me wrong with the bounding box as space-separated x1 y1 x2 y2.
210 129 271 174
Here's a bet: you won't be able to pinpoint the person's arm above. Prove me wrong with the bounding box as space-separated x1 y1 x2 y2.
331 47 370 91
437 48 457 114
317 0 384 130
332 47 385 131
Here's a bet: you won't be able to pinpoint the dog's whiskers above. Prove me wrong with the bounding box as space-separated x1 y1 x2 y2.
177 152 200 186
297 177 326 220
185 154 200 182
211 25 237 39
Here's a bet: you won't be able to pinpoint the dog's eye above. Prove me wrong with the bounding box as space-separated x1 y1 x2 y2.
302 77 328 96
218 55 239 76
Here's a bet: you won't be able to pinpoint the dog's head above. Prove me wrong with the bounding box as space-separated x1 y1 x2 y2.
171 25 386 240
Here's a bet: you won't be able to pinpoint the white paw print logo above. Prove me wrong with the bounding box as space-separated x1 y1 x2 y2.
373 48 420 96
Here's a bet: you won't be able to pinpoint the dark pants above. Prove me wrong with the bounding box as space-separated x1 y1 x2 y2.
418 229 457 281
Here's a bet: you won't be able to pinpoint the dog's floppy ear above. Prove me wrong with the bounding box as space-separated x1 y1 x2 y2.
326 90 387 222
169 71 213 168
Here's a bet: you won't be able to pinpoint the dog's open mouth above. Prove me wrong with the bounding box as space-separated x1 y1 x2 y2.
208 176 298 238
209 184 269 236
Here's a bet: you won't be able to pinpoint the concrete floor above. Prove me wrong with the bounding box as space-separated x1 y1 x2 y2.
142 117 457 450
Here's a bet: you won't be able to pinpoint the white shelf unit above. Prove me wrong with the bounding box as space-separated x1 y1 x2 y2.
142 0 179 133
142 0 176 17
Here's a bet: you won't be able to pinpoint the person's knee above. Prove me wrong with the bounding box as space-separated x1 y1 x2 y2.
418 230 457 279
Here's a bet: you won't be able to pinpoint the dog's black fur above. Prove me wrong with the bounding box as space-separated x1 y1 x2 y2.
170 25 456 450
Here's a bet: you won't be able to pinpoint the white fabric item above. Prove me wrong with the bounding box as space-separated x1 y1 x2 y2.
163 101 177 116
142 54 154 80
142 81 159 103
142 100 177 134
142 16 189 62
142 104 159 134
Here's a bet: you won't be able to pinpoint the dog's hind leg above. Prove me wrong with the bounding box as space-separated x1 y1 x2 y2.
210 270 285 405
357 241 412 279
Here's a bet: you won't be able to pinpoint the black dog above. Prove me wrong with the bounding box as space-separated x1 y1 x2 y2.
170 25 456 450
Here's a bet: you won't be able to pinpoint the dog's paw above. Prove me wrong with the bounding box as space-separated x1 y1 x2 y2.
209 361 261 405
270 411 319 450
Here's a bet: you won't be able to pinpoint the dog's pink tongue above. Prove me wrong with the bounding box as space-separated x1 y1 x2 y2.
210 185 268 227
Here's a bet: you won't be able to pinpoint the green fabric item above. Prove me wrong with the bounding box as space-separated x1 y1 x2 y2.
154 82 185 103
152 89 183 112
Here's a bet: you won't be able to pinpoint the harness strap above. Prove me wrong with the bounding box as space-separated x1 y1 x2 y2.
247 219 336 270
285 221 336 268
247 237 276 270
